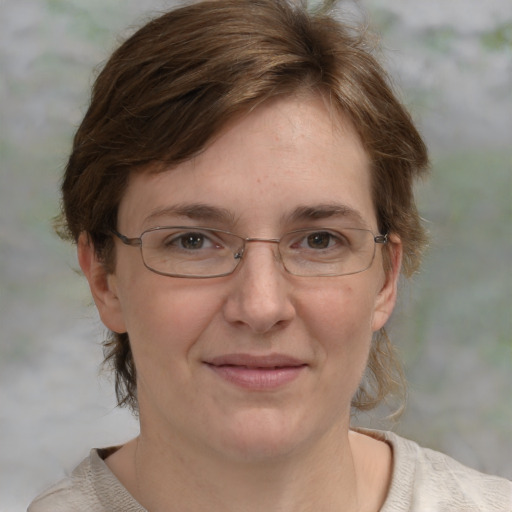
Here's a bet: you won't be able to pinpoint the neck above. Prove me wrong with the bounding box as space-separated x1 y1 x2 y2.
116 423 364 512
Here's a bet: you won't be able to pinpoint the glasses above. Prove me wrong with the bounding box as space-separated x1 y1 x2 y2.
111 226 388 278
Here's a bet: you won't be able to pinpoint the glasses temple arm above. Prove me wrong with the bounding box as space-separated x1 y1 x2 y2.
111 229 142 247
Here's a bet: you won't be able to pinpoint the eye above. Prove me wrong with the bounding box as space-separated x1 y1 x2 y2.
286 229 351 254
179 232 208 250
159 230 221 251
297 230 348 251
305 231 335 249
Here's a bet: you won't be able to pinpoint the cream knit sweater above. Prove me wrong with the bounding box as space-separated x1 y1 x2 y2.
28 429 512 511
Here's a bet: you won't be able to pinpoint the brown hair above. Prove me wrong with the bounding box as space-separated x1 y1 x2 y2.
58 0 429 414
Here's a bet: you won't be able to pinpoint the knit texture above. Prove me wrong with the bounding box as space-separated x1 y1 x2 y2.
28 430 512 511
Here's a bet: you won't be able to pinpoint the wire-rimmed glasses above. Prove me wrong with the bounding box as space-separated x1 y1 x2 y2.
111 226 388 278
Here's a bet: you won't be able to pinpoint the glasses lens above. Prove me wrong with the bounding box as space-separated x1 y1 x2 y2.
279 228 377 276
135 226 381 278
140 227 241 277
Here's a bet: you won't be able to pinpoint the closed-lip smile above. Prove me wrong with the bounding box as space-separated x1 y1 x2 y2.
204 353 308 390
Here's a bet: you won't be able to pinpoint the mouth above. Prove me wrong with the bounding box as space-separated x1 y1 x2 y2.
204 354 308 390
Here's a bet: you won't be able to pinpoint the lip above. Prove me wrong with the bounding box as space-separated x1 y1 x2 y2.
204 353 308 390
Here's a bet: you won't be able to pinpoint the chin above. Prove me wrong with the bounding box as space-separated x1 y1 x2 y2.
209 407 326 463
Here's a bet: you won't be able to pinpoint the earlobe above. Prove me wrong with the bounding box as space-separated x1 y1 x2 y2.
371 236 402 332
77 233 127 334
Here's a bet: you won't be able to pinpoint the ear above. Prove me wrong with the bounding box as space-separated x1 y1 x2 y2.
371 235 402 332
77 233 127 334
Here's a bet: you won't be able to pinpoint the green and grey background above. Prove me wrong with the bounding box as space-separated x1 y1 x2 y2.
1 1 511 509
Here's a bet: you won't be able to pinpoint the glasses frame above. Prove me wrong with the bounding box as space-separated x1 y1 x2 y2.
111 226 388 279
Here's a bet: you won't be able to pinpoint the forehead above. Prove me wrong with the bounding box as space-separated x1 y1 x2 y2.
118 95 375 233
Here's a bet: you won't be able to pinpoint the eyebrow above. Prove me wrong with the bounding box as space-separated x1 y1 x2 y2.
143 203 236 226
286 203 368 227
143 202 368 229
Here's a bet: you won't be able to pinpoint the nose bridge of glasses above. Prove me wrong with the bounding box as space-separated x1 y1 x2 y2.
245 236 281 244
234 236 282 262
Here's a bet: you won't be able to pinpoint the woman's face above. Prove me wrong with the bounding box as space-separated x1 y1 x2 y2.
87 95 400 461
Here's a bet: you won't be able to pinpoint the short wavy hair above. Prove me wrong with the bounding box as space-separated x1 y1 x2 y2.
57 0 429 414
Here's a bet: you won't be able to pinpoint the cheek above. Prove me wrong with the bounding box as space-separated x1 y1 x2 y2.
116 274 223 370
118 280 228 418
300 281 377 342
299 281 377 376
292 283 376 419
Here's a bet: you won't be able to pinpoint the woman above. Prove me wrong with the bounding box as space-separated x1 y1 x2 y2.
29 0 511 510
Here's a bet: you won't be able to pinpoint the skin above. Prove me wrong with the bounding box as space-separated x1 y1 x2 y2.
79 95 402 512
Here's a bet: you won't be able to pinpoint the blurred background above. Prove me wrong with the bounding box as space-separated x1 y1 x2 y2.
1 0 511 510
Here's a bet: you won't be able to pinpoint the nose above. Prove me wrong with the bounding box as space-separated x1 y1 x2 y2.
223 241 296 334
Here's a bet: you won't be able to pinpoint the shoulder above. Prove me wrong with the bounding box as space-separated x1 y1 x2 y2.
357 429 512 512
27 448 145 512
28 453 99 512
